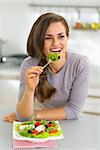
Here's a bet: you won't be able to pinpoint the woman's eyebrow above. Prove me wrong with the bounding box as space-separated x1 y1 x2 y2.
45 32 64 36
45 34 52 37
58 32 64 35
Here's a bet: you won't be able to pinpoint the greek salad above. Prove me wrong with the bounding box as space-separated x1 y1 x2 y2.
13 120 63 142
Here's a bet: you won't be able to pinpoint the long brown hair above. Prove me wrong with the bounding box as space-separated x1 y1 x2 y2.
27 13 69 102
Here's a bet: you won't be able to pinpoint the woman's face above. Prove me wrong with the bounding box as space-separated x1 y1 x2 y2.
43 22 68 61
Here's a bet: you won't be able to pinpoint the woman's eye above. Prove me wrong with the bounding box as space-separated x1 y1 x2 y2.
45 37 52 40
58 35 65 39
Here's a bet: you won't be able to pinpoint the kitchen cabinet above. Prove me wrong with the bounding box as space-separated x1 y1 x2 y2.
0 54 28 106
0 65 19 106
0 79 19 107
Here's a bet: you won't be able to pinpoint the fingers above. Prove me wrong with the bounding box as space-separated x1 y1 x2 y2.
25 66 43 82
26 66 43 76
3 117 17 123
3 112 17 123
26 73 37 79
24 66 43 91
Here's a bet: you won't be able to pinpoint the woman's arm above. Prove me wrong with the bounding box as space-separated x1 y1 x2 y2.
16 59 43 120
3 107 66 123
34 107 66 120
64 56 90 119
17 90 34 118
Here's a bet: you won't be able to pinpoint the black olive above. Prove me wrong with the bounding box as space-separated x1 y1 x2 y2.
58 56 60 59
28 129 32 133
48 121 52 124
35 124 37 128
45 125 48 128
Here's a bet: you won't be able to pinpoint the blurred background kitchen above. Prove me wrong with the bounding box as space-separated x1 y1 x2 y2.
0 0 100 114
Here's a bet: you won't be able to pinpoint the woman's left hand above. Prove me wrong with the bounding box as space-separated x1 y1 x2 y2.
3 112 17 123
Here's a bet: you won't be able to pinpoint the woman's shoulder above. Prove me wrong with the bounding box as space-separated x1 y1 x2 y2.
67 52 89 67
20 56 39 73
21 56 39 68
66 52 90 75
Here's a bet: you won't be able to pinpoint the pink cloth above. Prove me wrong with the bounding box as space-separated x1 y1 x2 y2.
13 139 57 149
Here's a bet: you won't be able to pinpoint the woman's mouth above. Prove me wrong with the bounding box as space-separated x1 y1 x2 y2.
50 48 62 53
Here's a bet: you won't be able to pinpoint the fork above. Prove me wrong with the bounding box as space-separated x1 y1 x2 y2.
42 59 52 69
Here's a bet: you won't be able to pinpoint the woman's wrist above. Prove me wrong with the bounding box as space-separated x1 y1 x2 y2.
25 88 35 96
34 110 41 120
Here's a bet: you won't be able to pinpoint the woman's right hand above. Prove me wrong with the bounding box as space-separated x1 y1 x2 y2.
25 66 43 92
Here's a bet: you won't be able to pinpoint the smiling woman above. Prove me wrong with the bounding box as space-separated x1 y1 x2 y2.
3 12 90 123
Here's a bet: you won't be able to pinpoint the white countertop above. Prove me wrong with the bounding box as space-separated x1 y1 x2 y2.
0 106 100 150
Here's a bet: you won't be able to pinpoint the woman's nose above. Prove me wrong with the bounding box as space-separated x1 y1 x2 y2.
52 38 59 46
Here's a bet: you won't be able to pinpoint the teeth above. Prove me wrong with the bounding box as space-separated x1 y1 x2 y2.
50 48 61 52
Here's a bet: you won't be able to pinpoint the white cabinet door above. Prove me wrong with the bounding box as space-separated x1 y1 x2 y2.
0 79 19 107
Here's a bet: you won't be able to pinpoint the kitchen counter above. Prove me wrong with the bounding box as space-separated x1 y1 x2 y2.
0 106 99 150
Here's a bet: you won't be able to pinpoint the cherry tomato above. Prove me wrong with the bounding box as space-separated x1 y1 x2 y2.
35 121 42 127
32 130 39 135
48 123 54 127
49 130 58 135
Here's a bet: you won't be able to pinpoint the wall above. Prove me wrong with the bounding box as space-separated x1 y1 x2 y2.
0 2 36 55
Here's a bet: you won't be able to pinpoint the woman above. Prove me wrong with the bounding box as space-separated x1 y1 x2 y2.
3 13 89 123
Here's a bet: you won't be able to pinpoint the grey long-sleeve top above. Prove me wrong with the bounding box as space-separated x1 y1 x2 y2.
17 52 90 120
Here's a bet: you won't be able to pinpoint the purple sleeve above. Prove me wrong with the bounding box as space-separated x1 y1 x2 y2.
64 57 90 119
18 57 38 101
18 59 30 101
